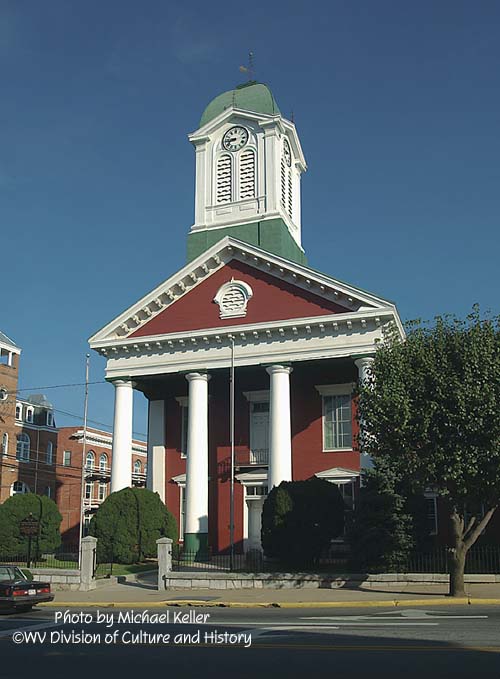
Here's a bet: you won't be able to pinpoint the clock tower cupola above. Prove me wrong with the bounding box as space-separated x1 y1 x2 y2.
187 81 307 264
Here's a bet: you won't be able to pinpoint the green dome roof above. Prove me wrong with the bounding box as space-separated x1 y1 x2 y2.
200 81 281 127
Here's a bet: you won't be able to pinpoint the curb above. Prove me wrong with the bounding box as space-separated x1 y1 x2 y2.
40 597 500 609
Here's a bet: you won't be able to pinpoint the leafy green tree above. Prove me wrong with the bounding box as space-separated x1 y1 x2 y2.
357 307 500 596
261 477 344 568
90 487 177 565
0 494 62 556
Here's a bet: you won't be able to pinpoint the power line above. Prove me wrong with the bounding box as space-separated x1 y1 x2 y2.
13 381 107 394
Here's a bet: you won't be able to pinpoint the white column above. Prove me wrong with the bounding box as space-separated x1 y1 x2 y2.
184 372 210 555
266 365 293 490
147 400 165 502
354 357 375 471
110 380 134 493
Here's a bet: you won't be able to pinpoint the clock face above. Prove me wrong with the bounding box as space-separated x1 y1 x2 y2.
223 126 249 152
283 138 292 167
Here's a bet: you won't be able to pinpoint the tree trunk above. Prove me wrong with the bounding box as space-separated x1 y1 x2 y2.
449 543 467 597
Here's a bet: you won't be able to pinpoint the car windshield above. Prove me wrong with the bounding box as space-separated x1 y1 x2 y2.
0 566 26 582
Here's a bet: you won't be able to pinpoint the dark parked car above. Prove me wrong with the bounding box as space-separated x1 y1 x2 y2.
0 565 54 612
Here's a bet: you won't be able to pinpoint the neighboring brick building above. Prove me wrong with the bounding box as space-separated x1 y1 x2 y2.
56 427 147 542
1 330 58 503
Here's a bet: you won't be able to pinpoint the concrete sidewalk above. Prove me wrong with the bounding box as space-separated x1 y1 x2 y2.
43 573 500 608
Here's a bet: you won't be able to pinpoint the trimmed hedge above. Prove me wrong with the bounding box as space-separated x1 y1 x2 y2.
0 494 62 556
90 487 177 564
261 477 344 568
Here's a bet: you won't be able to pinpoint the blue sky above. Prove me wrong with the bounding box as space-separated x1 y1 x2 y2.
1 0 499 437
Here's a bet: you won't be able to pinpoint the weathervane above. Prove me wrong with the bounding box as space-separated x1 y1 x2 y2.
239 52 255 81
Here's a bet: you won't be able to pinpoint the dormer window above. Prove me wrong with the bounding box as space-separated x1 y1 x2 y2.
15 404 22 420
25 407 34 423
47 412 53 427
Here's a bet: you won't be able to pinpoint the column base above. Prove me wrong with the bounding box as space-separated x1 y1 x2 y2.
183 533 209 561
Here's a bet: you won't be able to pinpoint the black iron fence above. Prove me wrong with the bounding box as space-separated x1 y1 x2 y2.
1 544 80 570
406 546 500 574
172 545 265 572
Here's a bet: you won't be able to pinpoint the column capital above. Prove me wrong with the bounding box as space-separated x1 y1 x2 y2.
354 356 375 370
110 378 136 388
185 372 211 383
266 364 293 376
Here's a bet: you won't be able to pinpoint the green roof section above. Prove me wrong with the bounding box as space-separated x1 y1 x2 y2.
199 81 281 127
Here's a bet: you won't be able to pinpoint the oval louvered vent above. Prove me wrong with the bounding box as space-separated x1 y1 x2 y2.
214 279 254 319
216 155 232 204
239 150 255 199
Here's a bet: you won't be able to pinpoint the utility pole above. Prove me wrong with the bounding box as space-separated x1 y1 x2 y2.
229 336 235 571
78 354 90 568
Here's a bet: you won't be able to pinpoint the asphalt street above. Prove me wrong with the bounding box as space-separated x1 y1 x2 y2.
1 604 499 678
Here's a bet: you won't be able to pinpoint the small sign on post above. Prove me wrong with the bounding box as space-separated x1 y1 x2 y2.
19 513 40 568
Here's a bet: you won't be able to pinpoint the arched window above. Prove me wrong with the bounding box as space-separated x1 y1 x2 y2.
15 404 22 420
134 459 142 474
99 453 108 471
46 441 53 465
16 433 30 462
85 450 95 470
11 481 30 495
216 154 232 204
1 432 8 456
239 149 256 200
47 412 53 426
25 407 34 423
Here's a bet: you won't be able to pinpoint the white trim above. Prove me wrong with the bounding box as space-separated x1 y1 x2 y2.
242 390 270 403
315 467 360 482
315 383 355 397
172 473 186 485
214 279 253 319
89 236 403 346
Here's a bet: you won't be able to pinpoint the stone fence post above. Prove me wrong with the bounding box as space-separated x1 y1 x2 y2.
156 537 173 590
80 536 97 591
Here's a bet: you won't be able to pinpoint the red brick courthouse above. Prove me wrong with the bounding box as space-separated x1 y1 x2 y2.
89 82 405 555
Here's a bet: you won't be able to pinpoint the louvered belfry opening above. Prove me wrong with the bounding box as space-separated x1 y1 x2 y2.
280 159 293 219
239 149 256 200
216 154 232 203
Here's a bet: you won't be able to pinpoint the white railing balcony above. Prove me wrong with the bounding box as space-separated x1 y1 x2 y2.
235 448 269 467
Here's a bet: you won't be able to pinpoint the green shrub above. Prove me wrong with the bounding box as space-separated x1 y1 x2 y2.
261 477 344 568
348 467 415 572
90 487 177 565
0 494 62 557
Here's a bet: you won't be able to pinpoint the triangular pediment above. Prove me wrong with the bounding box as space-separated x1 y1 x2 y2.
89 237 398 346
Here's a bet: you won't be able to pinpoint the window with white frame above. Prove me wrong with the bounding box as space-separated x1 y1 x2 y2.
99 453 108 471
25 407 34 423
45 486 52 499
63 450 71 466
11 481 30 495
47 411 53 426
46 441 53 465
15 403 22 420
85 450 95 470
316 384 354 451
180 404 188 457
1 432 8 456
16 433 30 462
85 481 93 500
98 482 106 501
0 388 7 401
134 459 142 475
